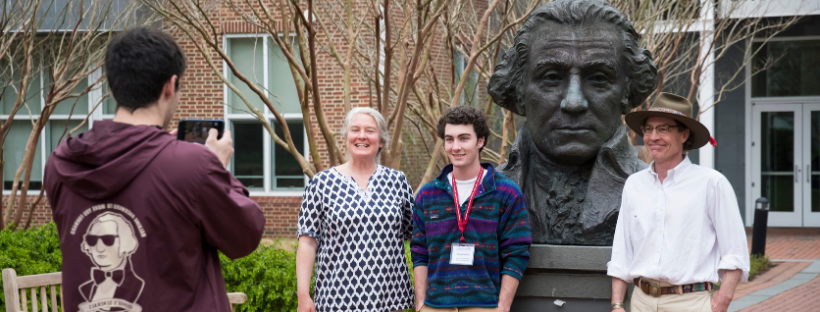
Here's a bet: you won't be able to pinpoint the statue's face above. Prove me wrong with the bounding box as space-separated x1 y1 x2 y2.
523 21 629 166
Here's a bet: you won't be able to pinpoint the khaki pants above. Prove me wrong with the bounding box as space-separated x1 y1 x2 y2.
419 304 497 312
631 279 713 312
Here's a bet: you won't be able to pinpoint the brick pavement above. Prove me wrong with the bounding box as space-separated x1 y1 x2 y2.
733 228 820 311
734 261 813 300
737 272 820 312
745 228 820 260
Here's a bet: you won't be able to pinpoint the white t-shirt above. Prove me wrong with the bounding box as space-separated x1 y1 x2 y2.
448 169 488 206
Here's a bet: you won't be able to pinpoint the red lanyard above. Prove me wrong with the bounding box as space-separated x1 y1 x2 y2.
452 169 484 243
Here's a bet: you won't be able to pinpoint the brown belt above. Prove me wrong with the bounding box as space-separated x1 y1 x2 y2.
634 278 713 298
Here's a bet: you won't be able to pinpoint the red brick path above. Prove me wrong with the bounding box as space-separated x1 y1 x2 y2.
733 262 812 300
734 228 820 311
738 274 820 312
745 228 820 260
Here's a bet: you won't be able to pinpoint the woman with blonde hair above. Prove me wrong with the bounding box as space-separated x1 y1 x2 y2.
296 107 414 312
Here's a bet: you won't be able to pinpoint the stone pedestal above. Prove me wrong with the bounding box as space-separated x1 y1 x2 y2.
511 244 634 312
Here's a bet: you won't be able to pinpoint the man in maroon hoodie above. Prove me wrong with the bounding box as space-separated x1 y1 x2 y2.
44 27 265 312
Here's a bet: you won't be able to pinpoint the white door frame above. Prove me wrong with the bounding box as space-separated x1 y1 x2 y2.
745 97 820 227
748 36 820 226
743 36 820 227
803 104 820 227
750 103 803 226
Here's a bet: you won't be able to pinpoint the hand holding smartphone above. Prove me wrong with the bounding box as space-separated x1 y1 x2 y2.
177 119 224 144
177 119 232 168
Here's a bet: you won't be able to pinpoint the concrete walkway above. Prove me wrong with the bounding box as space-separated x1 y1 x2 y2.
726 228 820 311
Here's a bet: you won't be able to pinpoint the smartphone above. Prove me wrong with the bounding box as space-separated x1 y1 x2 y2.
177 119 224 144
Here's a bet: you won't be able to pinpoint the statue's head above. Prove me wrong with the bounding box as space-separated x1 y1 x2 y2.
489 0 658 166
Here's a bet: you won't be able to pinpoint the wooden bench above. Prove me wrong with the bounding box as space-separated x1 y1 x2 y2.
3 268 248 312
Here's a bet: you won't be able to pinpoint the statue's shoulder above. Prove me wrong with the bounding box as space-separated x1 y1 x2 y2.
497 157 524 188
624 156 649 175
624 165 650 184
497 129 530 187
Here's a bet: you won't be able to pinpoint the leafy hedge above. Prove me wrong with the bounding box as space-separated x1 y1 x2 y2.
0 223 63 311
220 244 306 312
0 223 417 312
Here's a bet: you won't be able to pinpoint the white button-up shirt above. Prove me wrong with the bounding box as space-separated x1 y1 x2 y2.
607 157 750 285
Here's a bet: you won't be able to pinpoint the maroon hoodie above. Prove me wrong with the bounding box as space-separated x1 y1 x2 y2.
44 120 265 312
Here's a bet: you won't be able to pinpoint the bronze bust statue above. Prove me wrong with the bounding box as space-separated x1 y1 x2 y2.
488 0 658 245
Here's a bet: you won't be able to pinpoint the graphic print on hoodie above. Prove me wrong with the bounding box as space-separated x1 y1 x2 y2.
77 209 145 311
45 121 265 312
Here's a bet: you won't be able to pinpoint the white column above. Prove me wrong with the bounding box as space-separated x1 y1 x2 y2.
88 67 104 126
262 36 272 192
698 0 715 169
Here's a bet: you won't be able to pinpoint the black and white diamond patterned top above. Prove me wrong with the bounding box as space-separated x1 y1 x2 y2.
297 165 415 312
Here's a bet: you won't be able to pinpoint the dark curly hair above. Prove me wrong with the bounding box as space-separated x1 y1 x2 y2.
488 0 658 116
437 106 490 153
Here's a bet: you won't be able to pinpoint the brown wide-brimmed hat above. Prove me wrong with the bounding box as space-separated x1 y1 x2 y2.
625 92 712 149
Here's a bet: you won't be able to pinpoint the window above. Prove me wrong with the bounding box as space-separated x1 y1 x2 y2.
224 35 307 193
752 39 820 98
1 64 100 192
272 120 306 188
232 121 264 189
1 69 42 115
454 48 479 106
3 121 43 190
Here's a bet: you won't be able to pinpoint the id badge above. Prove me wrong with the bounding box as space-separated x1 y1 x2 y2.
450 243 475 266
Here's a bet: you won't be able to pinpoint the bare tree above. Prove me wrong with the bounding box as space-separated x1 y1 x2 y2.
141 0 338 178
140 0 802 194
140 0 537 188
604 0 803 162
1 0 153 230
611 0 802 112
400 0 540 190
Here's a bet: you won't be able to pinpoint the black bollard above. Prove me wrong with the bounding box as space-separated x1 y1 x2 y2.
751 197 769 257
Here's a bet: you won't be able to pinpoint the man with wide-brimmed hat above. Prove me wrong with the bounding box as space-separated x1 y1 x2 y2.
607 93 750 312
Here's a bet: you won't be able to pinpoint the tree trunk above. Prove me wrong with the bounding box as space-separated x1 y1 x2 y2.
23 188 46 230
416 139 444 195
10 116 49 230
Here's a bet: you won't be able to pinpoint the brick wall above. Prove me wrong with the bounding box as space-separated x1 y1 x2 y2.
3 195 301 238
2 196 52 229
255 196 302 237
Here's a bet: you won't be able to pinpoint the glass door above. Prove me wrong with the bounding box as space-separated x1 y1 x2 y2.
803 104 820 226
752 103 803 227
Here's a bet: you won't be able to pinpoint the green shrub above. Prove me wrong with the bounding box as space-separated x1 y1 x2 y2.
0 223 63 311
405 241 415 312
749 254 772 280
220 243 310 312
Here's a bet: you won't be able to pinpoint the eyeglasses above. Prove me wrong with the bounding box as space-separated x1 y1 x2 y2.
86 235 118 247
641 124 679 136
